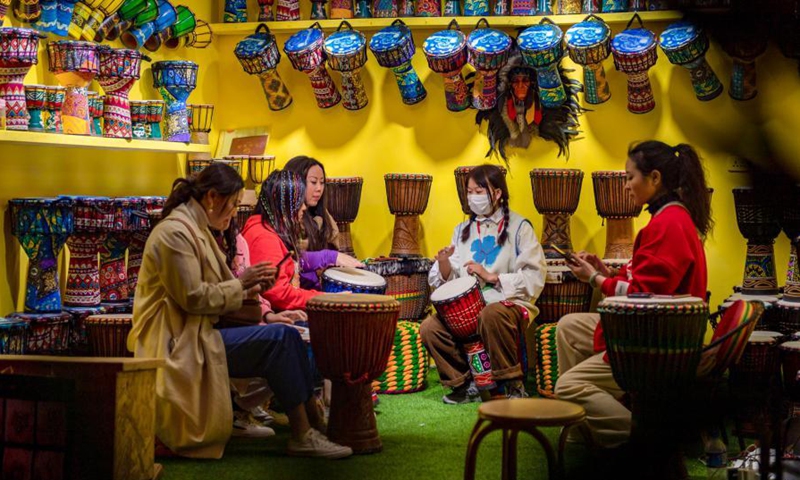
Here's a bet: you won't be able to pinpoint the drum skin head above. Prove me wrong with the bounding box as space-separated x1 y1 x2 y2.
307 293 400 308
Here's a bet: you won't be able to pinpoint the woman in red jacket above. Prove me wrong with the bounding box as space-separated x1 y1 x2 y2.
554 140 712 449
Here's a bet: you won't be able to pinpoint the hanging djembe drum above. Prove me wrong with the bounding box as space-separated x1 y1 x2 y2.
284 23 341 109
97 46 144 139
184 18 211 49
324 21 368 111
38 0 58 33
659 20 722 101
610 14 658 114
120 0 173 49
384 173 432 258
592 170 642 262
99 196 144 307
127 196 165 298
518 18 567 108
151 60 198 142
235 24 292 112
47 40 99 135
423 20 470 112
68 0 103 39
454 165 507 215
369 19 426 106
96 0 147 42
54 0 79 37
155 4 195 50
720 24 767 102
326 176 363 257
466 19 511 111
187 103 213 161
0 28 44 131
80 0 124 41
129 99 147 138
565 14 611 105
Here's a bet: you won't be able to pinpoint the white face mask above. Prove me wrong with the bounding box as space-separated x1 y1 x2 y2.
468 194 494 216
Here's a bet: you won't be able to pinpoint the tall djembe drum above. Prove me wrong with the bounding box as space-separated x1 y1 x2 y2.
565 14 611 105
284 23 341 109
423 21 470 112
187 103 213 161
307 294 399 453
466 19 511 111
385 173 432 258
99 197 144 309
324 21 369 111
369 19 426 106
0 28 44 131
778 184 800 334
47 40 99 135
127 196 164 298
518 18 567 108
97 46 144 139
152 60 197 142
454 165 507 215
592 170 642 264
234 24 292 112
326 176 363 257
659 20 723 102
610 14 657 114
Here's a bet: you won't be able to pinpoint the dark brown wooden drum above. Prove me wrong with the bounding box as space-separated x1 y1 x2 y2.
592 171 642 259
530 168 583 257
384 173 432 258
326 176 363 257
85 313 133 357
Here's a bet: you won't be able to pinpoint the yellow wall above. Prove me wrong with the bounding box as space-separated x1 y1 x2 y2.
1 6 797 315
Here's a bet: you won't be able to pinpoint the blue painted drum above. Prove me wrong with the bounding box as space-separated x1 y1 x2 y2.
322 267 388 295
369 19 426 105
284 23 341 109
466 20 511 111
422 22 469 112
610 18 657 114
235 24 292 111
324 22 369 110
517 19 567 108
658 20 723 101
565 15 611 104
151 60 198 141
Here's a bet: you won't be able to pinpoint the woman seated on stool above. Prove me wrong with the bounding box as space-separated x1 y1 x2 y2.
420 164 547 404
128 163 351 459
554 141 712 449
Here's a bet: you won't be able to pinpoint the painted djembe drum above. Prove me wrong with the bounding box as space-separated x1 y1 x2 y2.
534 322 558 397
307 294 400 453
152 60 198 142
147 99 163 139
99 197 144 305
0 28 44 131
431 276 495 390
423 21 470 112
0 0 13 20
721 28 767 102
14 0 42 22
85 313 133 357
330 0 353 18
565 14 611 105
63 196 113 309
24 84 47 132
187 103 213 160
466 20 511 111
88 91 104 136
415 0 440 16
47 40 99 135
276 0 300 21
385 173 432 258
9 198 74 313
234 24 293 112
353 0 369 18
310 0 327 18
601 0 626 11
284 23 341 109
464 0 488 16
365 257 433 320
8 312 72 354
733 186 781 295
373 320 429 394
224 0 246 22
80 0 124 41
321 267 388 295
324 22 369 111
183 18 211 49
659 21 722 102
257 0 273 20
129 99 147 138
454 165 507 215
373 0 397 18
97 0 146 42
443 0 461 15
68 0 103 39
537 0 552 13
518 19 567 108
369 20 426 106
510 0 534 15
127 196 164 298
43 85 65 133
326 176 363 257
186 159 213 177
610 15 658 114
0 318 29 355
151 4 194 50
247 155 275 185
592 170 642 260
38 0 58 33
556 0 580 12
398 0 413 16
530 168 583 256
120 0 173 50
581 0 599 10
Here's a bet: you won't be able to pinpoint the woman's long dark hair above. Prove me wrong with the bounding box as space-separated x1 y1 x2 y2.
255 169 306 260
283 155 336 251
460 164 511 246
628 140 714 238
162 162 245 221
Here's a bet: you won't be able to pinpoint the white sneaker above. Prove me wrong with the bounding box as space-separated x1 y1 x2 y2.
287 428 353 459
232 411 276 438
250 405 274 425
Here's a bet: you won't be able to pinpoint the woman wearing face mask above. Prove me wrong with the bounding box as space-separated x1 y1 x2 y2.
420 164 547 404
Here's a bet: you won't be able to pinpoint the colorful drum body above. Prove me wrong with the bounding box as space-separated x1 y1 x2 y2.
372 0 396 18
81 0 126 42
415 0 440 16
235 25 292 112
324 25 369 111
8 312 71 354
454 165 507 216
129 99 147 139
151 60 198 142
127 196 165 297
85 313 133 357
464 0 488 15
321 267 388 295
326 176 363 257
25 84 47 131
611 27 658 114
63 196 114 308
121 0 175 49
369 21 426 106
781 340 800 402
601 0 626 11
565 16 611 105
534 323 558 397
224 0 246 23
423 26 470 112
373 320 429 394
147 99 163 140
159 4 196 49
47 40 99 135
733 186 781 295
443 0 461 14
97 47 143 139
518 21 567 108
722 36 767 102
729 330 781 394
538 262 593 323
0 318 29 355
365 257 433 320
0 28 43 131
556 0 580 13
592 170 642 260
467 26 512 110
38 0 58 33
530 168 583 256
44 85 66 133
510 0 535 15
99 196 144 305
385 173 432 258
659 21 722 101
285 25 341 109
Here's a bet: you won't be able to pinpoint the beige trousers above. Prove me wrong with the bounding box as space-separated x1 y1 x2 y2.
554 312 631 448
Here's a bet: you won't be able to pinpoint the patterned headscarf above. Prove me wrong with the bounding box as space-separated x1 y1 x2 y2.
256 169 306 258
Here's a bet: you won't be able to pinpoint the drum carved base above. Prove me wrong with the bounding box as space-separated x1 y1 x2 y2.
541 213 573 256
337 222 356 258
328 381 382 454
603 218 634 260
742 241 778 295
786 245 800 300
390 215 421 258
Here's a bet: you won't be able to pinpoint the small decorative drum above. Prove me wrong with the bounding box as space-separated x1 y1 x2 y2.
781 340 800 402
127 196 165 297
88 91 104 136
534 323 558 397
43 85 66 133
466 19 512 111
415 0 440 16
47 40 99 135
322 267 388 295
97 46 144 139
187 103 214 161
25 84 47 132
530 168 583 257
443 0 461 15
331 0 354 18
601 0 626 12
353 0 370 17
423 20 470 112
518 18 567 108
565 14 611 105
186 159 213 177
129 99 148 139
537 0 553 13
97 0 146 42
121 0 175 50
592 171 642 260
385 173 433 258
99 196 145 305
80 0 125 42
276 0 300 21
373 0 396 18
151 60 198 142
721 28 767 102
9 197 74 313
610 14 658 114
373 320 429 394
307 293 400 453
38 0 58 34
369 19 426 106
454 165 508 215
582 0 600 12
63 196 114 308
224 0 246 22
234 23 292 112
364 257 433 320
257 0 273 21
284 23 341 109
326 176 363 257
537 261 593 323
464 0 488 16
430 276 494 390
147 99 163 140
308 0 327 18
324 22 369 111
247 155 275 185
733 186 781 295
85 313 133 357
510 0 535 15
0 28 44 131
8 312 72 354
659 21 722 101
556 0 580 13
0 318 29 355
13 0 41 23
783 184 800 300
159 4 196 49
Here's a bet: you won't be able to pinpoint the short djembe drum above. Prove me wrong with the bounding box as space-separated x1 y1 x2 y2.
120 0 173 50
43 85 66 133
454 165 507 215
510 0 534 15
8 311 72 355
326 176 363 257
565 14 611 105
385 173 433 258
373 320 429 394
88 91 104 136
733 186 781 295
187 103 213 161
85 313 133 357
601 0 626 12
611 14 658 114
0 318 29 355
284 23 341 109
324 22 369 111
152 60 198 142
129 99 148 139
156 4 195 50
99 197 145 306
466 19 511 111
659 21 723 102
63 196 114 309
321 267 388 295
365 257 433 321
538 262 593 325
97 46 144 139
307 294 400 453
47 40 99 135
423 20 470 112
276 0 300 21
127 196 165 297
592 170 642 261
147 99 163 140
0 28 44 131
234 24 293 112
24 84 47 132
518 18 567 108
534 322 558 397
369 19 426 106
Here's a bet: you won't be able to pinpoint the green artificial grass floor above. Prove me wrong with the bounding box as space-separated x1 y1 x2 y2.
159 369 710 480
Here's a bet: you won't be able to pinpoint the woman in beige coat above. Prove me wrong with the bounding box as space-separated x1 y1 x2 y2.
128 164 352 460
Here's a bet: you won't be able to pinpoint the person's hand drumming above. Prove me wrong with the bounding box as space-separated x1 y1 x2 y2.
464 261 499 284
336 252 365 268
239 261 277 296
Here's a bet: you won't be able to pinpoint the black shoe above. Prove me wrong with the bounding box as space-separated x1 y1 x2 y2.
442 381 481 405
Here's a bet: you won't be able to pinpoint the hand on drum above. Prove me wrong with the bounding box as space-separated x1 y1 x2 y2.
336 252 365 268
464 261 499 285
573 251 612 277
265 310 308 325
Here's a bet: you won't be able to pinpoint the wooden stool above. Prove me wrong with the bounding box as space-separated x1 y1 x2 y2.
464 398 587 480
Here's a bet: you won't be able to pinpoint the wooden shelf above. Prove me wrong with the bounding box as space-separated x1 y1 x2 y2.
212 10 686 34
0 130 212 153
